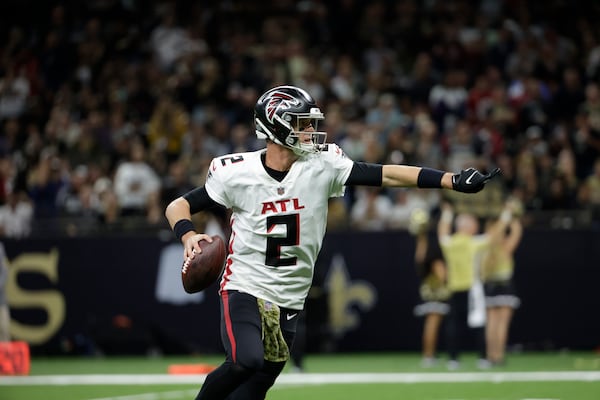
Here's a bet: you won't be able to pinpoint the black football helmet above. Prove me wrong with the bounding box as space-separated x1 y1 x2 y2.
255 85 326 155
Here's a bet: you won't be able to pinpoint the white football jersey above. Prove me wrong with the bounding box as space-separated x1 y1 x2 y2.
204 144 353 310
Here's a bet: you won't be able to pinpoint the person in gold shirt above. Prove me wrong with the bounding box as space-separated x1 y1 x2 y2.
481 201 523 366
437 202 512 369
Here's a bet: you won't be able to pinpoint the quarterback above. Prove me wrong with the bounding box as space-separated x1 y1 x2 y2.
165 85 499 399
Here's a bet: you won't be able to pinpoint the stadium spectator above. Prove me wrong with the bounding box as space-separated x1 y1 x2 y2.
552 67 586 125
54 164 104 235
412 112 444 170
93 177 120 229
388 189 431 230
0 190 32 238
113 139 161 219
0 65 30 120
147 94 190 162
26 148 66 221
56 164 93 216
160 159 195 211
0 119 21 163
365 93 408 147
338 120 367 162
429 69 468 135
330 55 361 110
444 119 479 174
402 52 439 108
350 187 393 231
149 5 207 73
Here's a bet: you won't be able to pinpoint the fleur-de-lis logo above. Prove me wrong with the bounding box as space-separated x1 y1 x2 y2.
325 254 377 338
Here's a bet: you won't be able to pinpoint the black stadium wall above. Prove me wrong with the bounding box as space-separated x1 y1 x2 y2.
3 229 600 355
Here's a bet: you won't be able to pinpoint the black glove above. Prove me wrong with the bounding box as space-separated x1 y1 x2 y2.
452 167 501 193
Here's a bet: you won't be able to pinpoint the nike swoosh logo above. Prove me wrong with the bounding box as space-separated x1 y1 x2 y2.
465 171 478 185
286 313 298 320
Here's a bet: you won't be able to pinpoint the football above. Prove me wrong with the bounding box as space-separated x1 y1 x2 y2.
181 235 226 293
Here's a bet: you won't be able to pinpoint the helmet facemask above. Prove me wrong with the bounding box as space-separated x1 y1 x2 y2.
283 110 327 155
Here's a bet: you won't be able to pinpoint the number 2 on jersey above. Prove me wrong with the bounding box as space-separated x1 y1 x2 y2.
265 214 299 266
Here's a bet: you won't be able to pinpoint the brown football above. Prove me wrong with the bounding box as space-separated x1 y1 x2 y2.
181 235 226 293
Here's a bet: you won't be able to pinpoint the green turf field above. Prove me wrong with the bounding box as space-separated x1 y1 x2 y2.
1 352 600 400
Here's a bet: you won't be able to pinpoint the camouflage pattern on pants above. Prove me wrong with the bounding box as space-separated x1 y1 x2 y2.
257 298 289 362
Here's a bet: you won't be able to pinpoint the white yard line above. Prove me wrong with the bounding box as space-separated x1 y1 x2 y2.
1 371 599 386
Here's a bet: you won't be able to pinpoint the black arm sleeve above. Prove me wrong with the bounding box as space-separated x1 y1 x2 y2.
182 186 223 214
345 162 383 186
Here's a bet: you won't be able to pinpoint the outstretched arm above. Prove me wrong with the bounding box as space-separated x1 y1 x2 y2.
381 165 500 193
382 165 453 188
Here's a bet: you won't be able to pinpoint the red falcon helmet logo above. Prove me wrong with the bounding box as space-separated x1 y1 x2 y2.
265 92 301 123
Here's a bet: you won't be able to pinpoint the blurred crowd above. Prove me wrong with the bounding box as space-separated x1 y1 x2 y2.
1 0 600 238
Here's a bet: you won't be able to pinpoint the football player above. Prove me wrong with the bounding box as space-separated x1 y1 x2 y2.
165 85 499 400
